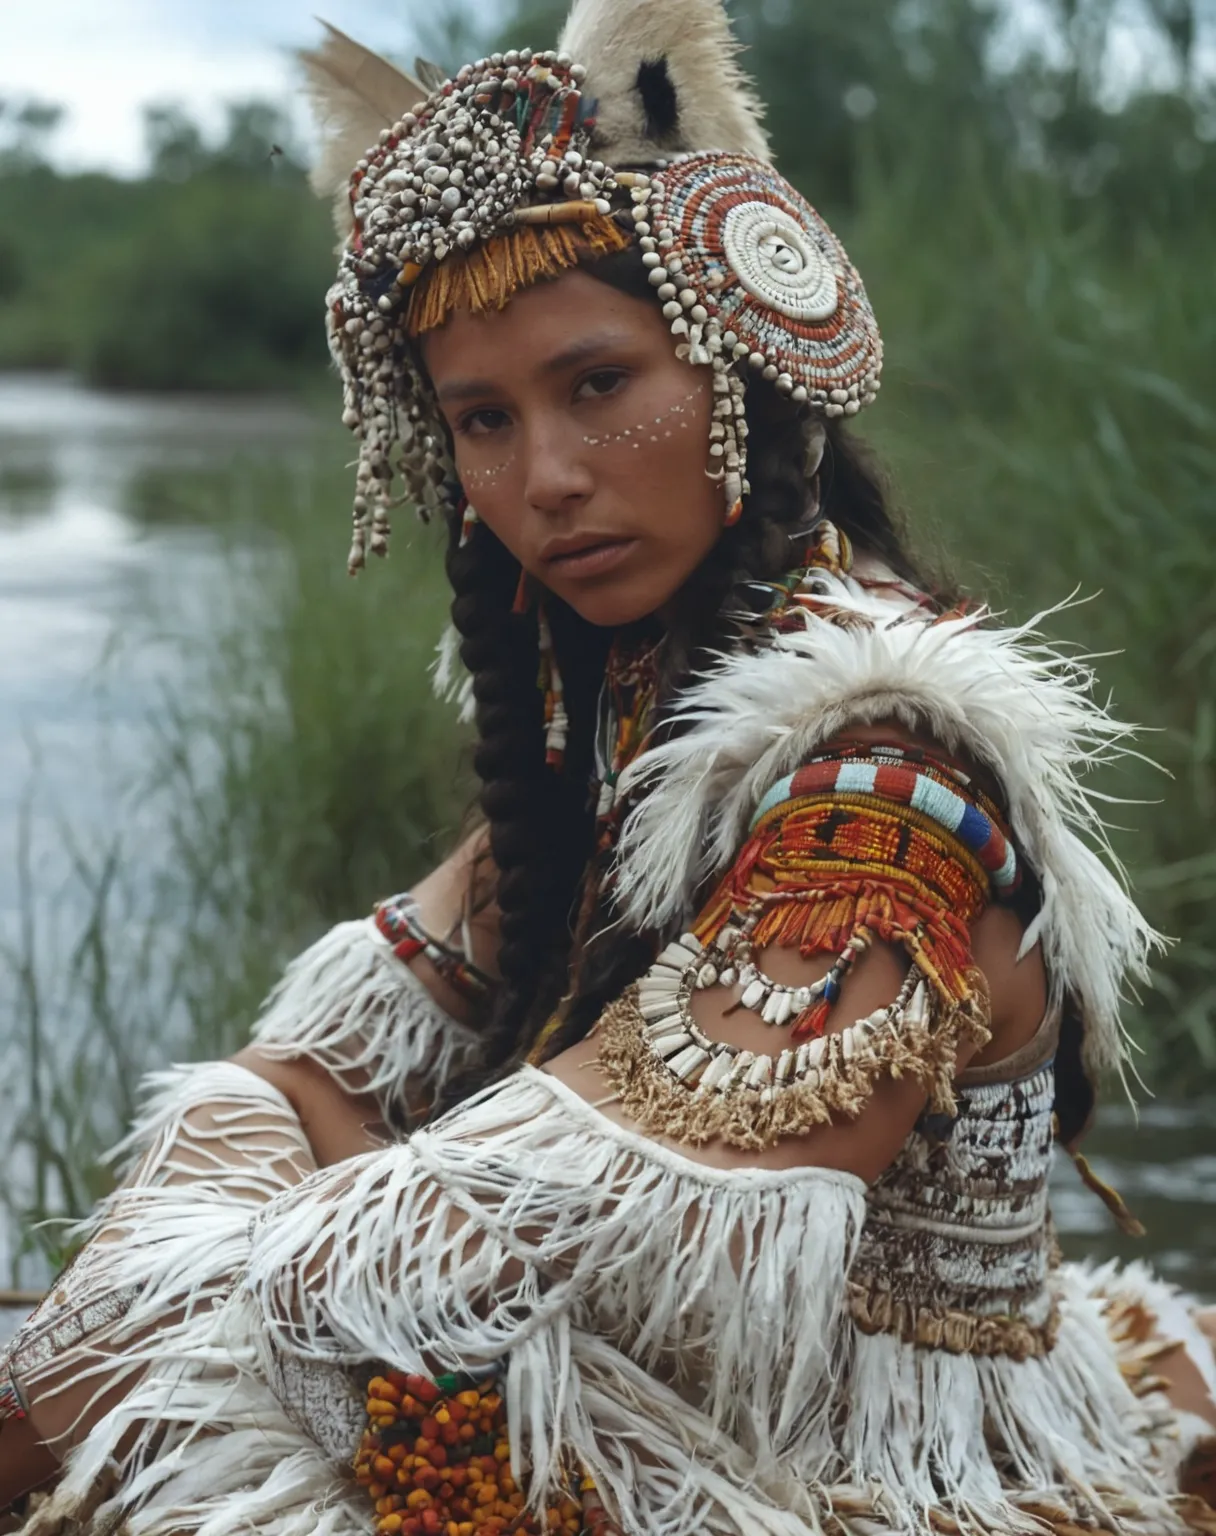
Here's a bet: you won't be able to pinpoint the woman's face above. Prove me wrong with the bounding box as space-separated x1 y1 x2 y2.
421 267 723 627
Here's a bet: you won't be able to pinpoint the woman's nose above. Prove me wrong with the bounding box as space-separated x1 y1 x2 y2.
521 416 595 515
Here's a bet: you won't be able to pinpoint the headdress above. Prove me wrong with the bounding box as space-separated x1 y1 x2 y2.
301 0 884 574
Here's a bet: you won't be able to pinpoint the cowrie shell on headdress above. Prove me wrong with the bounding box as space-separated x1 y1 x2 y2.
721 205 837 322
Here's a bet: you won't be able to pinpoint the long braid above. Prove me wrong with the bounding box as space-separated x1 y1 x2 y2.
443 519 609 1086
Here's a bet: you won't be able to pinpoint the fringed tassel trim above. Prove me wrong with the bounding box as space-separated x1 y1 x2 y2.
3 1058 314 1474
847 1276 1060 1361
833 1268 1201 1536
407 217 631 334
595 980 991 1151
251 918 482 1128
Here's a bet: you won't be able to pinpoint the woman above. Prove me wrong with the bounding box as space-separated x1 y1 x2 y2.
4 0 1215 1532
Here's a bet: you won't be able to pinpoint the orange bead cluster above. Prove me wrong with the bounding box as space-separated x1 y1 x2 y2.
353 1370 585 1536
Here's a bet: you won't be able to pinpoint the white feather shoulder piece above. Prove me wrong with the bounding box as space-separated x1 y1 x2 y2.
613 579 1162 1082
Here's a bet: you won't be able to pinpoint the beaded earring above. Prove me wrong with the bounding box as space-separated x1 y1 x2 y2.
509 572 567 771
458 500 480 547
536 603 569 770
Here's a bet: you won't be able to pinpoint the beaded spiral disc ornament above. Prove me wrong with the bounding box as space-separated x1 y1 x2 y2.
639 153 882 414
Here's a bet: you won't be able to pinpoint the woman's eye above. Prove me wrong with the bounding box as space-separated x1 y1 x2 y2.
576 369 627 402
459 407 510 436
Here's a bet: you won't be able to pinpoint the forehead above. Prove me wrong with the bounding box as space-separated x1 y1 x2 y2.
420 268 668 382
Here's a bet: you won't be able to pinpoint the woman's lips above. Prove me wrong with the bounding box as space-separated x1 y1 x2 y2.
542 537 639 578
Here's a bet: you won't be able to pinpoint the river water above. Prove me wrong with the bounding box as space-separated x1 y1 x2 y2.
0 373 1212 1319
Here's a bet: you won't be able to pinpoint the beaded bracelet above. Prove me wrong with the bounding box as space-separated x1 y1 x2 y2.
375 893 495 1005
0 1370 28 1430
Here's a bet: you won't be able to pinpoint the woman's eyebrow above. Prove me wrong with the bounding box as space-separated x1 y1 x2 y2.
538 331 635 376
434 331 635 404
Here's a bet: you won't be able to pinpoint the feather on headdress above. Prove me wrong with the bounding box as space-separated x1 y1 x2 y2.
299 22 427 236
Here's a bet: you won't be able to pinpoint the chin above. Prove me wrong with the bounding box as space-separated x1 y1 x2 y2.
557 582 671 629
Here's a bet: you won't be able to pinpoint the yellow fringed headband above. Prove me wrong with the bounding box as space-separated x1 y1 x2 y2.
406 215 632 337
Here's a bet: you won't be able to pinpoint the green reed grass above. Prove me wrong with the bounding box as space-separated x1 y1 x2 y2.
852 131 1216 1072
0 441 469 1279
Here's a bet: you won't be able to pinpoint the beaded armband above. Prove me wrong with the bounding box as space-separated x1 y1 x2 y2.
375 893 494 1006
354 1368 620 1536
598 743 1015 1147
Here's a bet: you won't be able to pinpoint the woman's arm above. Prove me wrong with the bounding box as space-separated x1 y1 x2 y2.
0 832 501 1511
233 826 501 1165
553 720 1048 1179
0 1064 316 1508
548 900 1046 1180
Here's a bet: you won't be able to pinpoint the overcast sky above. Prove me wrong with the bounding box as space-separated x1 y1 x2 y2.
0 0 487 175
0 0 1203 177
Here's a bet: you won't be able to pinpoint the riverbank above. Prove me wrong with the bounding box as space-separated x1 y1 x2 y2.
0 373 469 1283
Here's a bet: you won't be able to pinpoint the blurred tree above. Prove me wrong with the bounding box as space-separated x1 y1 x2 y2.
0 232 21 302
214 100 307 176
1146 0 1199 72
145 105 209 182
76 163 333 389
414 0 489 75
0 98 64 171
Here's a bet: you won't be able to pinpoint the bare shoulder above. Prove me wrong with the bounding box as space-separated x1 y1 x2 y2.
970 903 1048 1064
232 1045 389 1164
549 715 1052 1178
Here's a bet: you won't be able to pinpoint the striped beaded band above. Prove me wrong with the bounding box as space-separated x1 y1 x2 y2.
751 757 1020 893
375 892 494 1002
748 795 993 929
0 1371 28 1425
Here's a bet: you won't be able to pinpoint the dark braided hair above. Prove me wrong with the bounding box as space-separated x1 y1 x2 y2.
437 247 943 1107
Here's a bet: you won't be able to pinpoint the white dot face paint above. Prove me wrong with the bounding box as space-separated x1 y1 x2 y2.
454 373 721 537
581 386 704 450
459 452 516 493
454 383 706 499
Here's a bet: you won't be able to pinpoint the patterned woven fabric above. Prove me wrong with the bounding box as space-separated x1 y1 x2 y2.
849 1058 1059 1359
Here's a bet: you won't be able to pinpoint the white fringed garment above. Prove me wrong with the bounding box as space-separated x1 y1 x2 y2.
39 1069 1198 1536
250 916 482 1123
19 568 1196 1536
11 923 478 1533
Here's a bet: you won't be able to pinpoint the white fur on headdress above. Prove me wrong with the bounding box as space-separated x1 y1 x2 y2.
300 22 427 236
558 0 771 165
